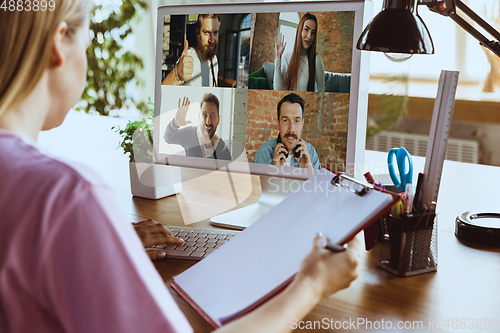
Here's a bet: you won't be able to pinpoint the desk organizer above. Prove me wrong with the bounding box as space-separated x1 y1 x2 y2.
377 211 437 277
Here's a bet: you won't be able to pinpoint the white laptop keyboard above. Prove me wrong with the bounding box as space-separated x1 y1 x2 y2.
154 226 241 260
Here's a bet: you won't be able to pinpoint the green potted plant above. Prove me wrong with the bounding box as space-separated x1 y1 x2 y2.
113 98 181 199
78 0 149 116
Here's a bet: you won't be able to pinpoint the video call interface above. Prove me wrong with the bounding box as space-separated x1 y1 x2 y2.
159 11 354 172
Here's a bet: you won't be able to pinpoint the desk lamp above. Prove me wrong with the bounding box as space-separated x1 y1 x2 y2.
357 0 500 247
357 0 500 59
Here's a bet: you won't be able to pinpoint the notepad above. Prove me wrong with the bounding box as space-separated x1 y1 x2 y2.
171 169 397 328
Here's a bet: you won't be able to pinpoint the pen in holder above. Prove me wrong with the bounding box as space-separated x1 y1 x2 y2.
377 210 437 277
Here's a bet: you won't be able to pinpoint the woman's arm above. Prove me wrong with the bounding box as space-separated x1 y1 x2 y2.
274 34 288 91
316 53 325 93
274 53 291 91
215 235 360 333
274 56 284 91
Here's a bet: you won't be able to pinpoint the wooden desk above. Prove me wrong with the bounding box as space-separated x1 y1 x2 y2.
134 169 500 333
38 113 500 332
126 166 500 333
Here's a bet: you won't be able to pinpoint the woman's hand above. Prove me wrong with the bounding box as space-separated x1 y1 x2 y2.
294 234 360 300
132 219 184 260
275 33 286 59
213 234 360 333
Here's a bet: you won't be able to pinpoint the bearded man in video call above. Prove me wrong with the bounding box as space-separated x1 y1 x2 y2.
253 93 320 169
162 14 220 87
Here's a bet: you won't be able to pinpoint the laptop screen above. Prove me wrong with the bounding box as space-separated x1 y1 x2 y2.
154 1 370 179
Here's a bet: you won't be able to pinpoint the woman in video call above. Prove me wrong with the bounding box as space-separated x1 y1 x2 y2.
274 13 325 92
0 1 359 332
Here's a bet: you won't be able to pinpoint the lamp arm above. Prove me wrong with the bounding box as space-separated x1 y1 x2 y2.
420 0 500 58
449 10 500 59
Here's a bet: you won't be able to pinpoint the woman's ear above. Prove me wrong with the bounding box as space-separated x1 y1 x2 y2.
49 21 68 68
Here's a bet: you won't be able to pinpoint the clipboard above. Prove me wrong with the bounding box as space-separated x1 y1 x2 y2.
171 169 399 328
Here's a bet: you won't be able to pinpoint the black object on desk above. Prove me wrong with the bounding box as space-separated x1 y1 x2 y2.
455 210 500 247
413 172 424 212
378 211 437 277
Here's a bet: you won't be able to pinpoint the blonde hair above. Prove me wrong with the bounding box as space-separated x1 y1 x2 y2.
0 0 92 118
196 14 220 30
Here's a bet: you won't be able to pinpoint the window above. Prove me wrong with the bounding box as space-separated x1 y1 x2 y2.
238 14 252 87
369 0 500 101
277 12 300 56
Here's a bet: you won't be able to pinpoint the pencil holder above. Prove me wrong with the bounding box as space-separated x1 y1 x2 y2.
377 211 438 277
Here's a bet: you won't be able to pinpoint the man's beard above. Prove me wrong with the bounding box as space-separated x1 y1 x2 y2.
283 132 299 150
197 39 218 61
202 123 216 141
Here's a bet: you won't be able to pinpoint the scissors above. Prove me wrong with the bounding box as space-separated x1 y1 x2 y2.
387 147 413 193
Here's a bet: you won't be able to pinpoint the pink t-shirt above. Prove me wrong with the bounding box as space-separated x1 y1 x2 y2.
0 130 193 333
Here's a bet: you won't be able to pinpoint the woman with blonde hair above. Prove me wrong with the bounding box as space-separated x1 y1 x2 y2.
274 13 325 92
0 2 358 332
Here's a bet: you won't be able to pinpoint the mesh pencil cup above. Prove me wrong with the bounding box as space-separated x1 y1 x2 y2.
377 211 438 277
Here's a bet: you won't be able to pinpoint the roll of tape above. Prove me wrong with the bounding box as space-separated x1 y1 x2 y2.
455 210 500 247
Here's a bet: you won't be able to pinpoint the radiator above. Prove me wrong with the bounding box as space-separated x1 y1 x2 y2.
366 131 478 164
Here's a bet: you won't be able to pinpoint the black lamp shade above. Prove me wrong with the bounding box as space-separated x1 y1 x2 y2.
357 1 434 54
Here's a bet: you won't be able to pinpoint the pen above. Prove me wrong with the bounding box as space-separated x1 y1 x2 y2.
325 241 347 252
391 199 404 218
413 173 424 212
364 172 375 185
317 233 347 252
404 183 414 216
364 171 385 190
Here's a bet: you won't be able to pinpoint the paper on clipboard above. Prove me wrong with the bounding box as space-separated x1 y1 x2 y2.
171 169 398 328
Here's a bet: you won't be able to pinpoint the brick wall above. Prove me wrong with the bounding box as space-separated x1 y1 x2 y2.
314 11 354 73
249 13 279 73
246 90 349 172
303 92 349 172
